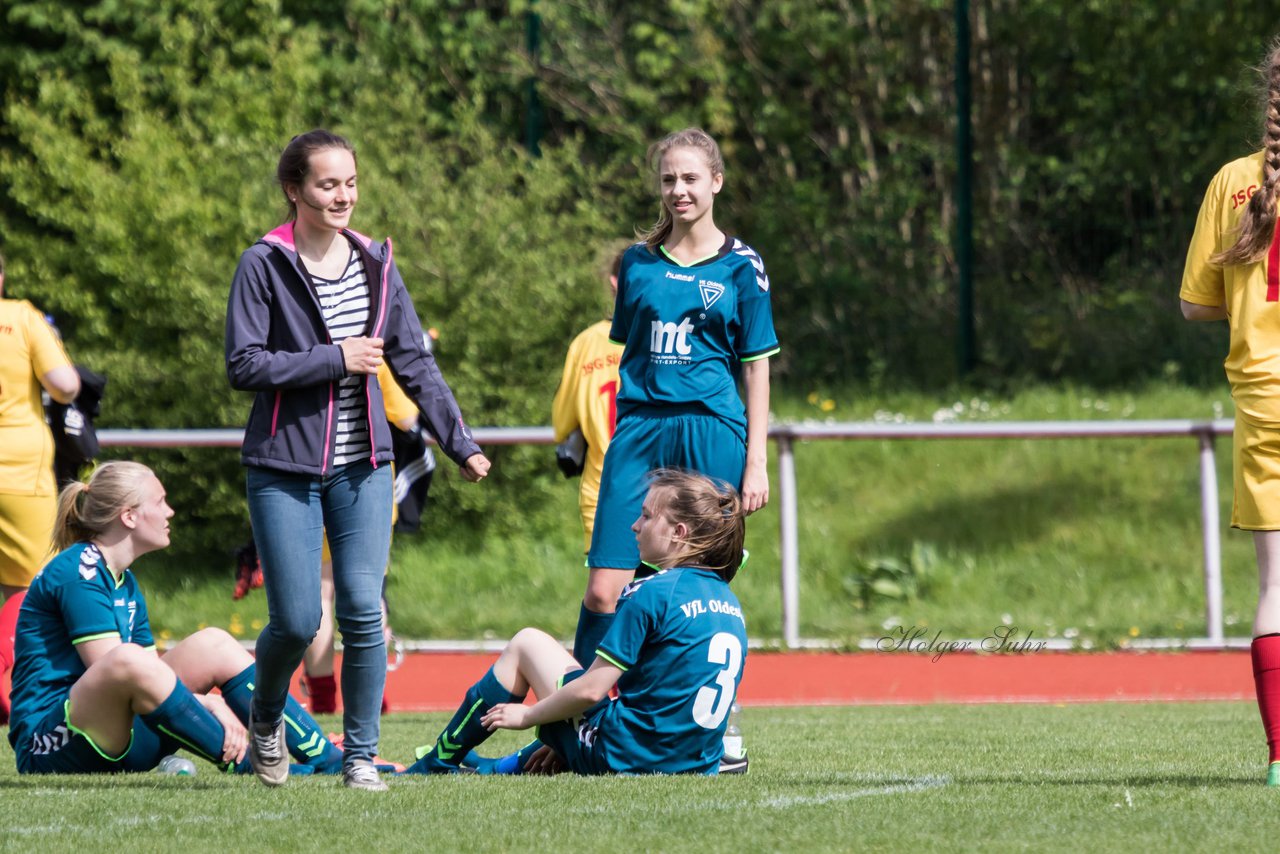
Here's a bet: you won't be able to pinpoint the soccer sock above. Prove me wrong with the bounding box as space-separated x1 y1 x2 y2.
573 601 615 669
304 673 338 714
1251 634 1280 764
406 666 523 773
221 663 344 773
0 592 21 675
140 680 234 772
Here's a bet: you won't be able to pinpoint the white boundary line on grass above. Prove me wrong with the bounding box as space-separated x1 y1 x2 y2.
762 774 950 808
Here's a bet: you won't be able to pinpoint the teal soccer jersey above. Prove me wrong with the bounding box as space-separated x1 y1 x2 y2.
610 238 779 440
7 543 154 755
594 567 748 774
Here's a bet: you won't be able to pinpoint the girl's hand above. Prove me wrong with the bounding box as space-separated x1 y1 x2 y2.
481 702 531 731
199 694 248 764
460 453 491 483
340 336 384 375
741 461 769 515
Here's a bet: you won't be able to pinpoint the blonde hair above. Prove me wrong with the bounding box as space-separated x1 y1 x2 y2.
53 461 155 552
1215 40 1280 266
647 469 746 581
638 128 726 251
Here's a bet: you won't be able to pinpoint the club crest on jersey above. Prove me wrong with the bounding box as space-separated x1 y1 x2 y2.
698 280 725 310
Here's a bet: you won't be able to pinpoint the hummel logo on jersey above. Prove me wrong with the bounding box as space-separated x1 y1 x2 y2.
698 280 725 310
650 317 695 361
665 270 695 282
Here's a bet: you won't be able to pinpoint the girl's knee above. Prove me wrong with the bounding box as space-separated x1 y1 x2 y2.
96 643 163 684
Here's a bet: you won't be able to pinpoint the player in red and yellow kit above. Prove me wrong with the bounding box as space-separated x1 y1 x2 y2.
552 245 628 553
0 252 81 724
1181 39 1280 787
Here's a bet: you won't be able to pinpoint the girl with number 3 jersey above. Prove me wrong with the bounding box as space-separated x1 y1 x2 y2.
403 469 748 775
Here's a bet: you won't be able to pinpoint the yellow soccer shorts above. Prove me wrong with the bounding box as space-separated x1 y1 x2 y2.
1233 412 1280 530
0 493 56 586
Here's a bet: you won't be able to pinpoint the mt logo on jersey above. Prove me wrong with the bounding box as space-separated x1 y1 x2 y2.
650 317 695 363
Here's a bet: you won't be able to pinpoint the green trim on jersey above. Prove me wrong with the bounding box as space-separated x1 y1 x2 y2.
741 347 780 363
71 631 120 646
596 650 629 671
63 698 132 762
659 245 722 268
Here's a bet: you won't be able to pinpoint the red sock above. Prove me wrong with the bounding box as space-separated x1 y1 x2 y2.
0 591 25 726
1251 635 1280 763
305 673 338 714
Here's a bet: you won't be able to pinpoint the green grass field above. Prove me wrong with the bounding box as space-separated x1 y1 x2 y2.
138 382 1249 648
0 702 1275 852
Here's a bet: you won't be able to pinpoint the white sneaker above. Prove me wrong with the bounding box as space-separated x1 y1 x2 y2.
249 710 288 787
343 760 389 792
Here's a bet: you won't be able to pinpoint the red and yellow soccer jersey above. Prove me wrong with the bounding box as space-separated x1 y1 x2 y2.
377 361 417 429
0 299 72 496
1181 151 1280 424
552 320 623 539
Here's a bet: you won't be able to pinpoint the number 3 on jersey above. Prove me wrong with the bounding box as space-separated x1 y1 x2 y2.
691 632 743 729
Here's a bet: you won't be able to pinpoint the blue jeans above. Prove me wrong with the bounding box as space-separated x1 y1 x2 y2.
246 461 393 765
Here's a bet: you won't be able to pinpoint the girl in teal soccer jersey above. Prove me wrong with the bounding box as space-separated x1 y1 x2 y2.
7 461 343 778
404 469 748 775
574 128 778 669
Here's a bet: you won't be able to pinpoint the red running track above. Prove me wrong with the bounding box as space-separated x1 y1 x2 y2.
296 650 1257 712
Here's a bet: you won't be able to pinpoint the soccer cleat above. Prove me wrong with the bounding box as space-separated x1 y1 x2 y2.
718 752 749 775
1268 761 1280 787
324 732 406 773
248 709 288 787
342 760 388 791
231 542 264 601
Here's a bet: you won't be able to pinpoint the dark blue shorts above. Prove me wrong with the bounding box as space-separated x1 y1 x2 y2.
15 697 172 774
587 411 744 569
535 669 612 775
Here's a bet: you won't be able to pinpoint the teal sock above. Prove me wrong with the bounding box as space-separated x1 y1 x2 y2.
140 680 234 772
221 663 343 773
406 667 522 773
573 602 615 668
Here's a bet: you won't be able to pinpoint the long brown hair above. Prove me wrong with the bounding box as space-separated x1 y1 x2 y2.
638 128 726 251
647 469 746 582
1214 41 1280 266
53 461 154 552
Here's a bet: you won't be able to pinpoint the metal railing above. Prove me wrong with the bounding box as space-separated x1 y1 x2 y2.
101 418 1237 649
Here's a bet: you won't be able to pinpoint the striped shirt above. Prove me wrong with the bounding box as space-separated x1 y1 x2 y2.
311 247 372 466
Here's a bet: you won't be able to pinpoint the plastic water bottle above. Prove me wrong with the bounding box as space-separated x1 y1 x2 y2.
156 755 197 776
723 702 744 759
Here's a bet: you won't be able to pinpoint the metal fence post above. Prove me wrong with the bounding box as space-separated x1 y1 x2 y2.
1198 429 1224 645
776 432 800 649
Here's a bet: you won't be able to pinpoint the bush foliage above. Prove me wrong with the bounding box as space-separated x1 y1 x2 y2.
0 0 1267 559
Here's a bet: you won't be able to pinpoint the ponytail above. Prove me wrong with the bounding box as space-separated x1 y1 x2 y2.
638 128 726 251
52 461 154 552
1215 41 1280 266
647 469 746 582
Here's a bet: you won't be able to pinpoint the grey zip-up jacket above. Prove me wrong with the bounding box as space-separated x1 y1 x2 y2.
225 222 481 476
